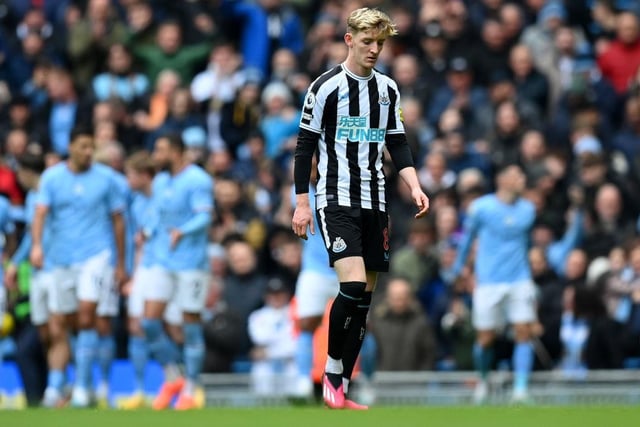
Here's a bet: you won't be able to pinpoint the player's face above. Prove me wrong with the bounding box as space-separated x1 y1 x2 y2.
152 137 172 171
69 135 95 171
345 28 386 75
125 167 144 191
500 165 526 194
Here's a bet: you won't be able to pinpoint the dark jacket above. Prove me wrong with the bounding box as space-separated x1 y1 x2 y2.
370 301 436 371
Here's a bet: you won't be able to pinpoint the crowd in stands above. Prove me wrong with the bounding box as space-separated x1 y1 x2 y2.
2 0 640 402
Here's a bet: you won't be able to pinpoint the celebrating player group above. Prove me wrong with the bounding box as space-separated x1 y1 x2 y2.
3 128 213 410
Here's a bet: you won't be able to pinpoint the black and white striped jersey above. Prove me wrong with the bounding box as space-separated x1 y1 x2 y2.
299 64 405 212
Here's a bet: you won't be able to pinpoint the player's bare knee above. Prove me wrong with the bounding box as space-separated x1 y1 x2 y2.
182 311 200 324
167 323 183 344
96 316 112 336
48 317 67 342
513 323 532 342
77 310 96 330
143 301 166 319
127 316 142 336
476 330 495 347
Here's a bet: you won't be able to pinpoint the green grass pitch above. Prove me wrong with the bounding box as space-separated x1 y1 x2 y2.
3 406 640 427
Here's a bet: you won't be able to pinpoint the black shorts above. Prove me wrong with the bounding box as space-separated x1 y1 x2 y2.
315 205 390 272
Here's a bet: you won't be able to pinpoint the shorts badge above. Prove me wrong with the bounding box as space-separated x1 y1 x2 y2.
332 237 347 253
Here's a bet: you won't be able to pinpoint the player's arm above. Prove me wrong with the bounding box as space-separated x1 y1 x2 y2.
112 210 126 275
450 203 481 280
30 205 48 269
292 128 319 239
386 133 429 218
172 177 213 246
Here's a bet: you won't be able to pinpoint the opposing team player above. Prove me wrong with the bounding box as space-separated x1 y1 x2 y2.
451 164 537 403
31 127 127 407
141 134 213 410
291 8 429 409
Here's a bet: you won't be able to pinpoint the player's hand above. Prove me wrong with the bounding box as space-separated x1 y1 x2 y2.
121 279 133 297
169 229 183 249
292 204 315 240
412 188 430 218
114 264 128 290
134 231 145 248
4 264 17 291
30 244 43 269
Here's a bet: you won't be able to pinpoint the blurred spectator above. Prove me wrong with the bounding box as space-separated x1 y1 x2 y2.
416 20 448 92
67 0 128 89
0 157 22 205
472 18 511 87
612 95 640 182
202 281 245 373
557 285 589 378
132 68 181 135
221 238 268 354
468 0 503 33
427 56 490 133
529 246 564 366
248 277 296 396
37 65 91 156
520 1 586 75
370 277 437 371
211 178 260 244
219 81 262 159
264 229 301 291
5 19 60 93
389 218 439 294
3 128 29 170
400 96 434 161
473 68 542 141
221 0 304 81
508 44 549 115
129 19 213 85
499 3 525 45
440 271 475 370
269 47 309 106
91 43 149 105
537 26 583 111
582 183 636 259
190 42 246 153
0 95 46 148
418 151 456 195
440 127 492 178
597 11 640 95
258 81 300 166
392 53 431 115
122 0 156 47
146 88 206 150
486 100 528 170
299 13 340 80
439 0 476 58
20 59 51 111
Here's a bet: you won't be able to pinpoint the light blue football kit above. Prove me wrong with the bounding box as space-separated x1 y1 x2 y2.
141 164 213 390
453 193 537 398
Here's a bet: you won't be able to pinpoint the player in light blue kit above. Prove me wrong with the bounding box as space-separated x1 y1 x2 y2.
4 153 55 405
141 134 213 410
451 164 537 404
289 163 339 399
30 127 127 408
115 151 159 409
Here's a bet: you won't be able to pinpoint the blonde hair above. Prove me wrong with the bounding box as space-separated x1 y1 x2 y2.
347 7 398 37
